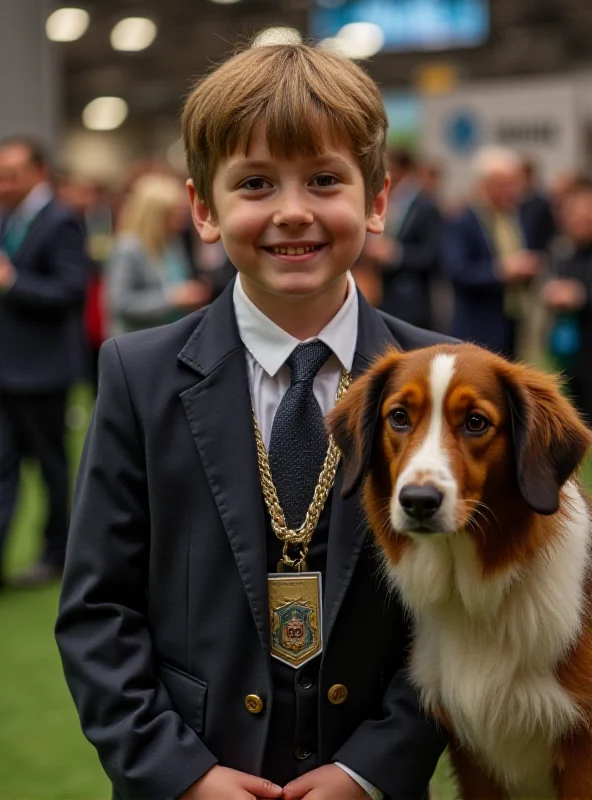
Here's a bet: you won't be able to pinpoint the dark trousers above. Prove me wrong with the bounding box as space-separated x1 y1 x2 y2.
0 389 69 574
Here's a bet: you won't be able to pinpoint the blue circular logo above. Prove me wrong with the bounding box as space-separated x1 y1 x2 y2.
446 111 481 155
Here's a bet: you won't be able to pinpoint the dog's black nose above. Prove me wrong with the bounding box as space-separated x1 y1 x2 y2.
399 484 444 521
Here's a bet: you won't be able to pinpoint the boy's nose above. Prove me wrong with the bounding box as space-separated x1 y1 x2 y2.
273 194 313 227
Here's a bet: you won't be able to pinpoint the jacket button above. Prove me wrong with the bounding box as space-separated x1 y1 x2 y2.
327 684 348 705
245 694 264 714
294 745 313 760
298 674 315 690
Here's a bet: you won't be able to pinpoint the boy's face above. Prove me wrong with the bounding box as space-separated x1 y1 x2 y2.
188 123 388 303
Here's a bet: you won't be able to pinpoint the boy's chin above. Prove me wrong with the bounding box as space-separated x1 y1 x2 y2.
260 268 348 298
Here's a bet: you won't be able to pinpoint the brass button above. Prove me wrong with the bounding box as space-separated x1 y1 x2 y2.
327 684 348 705
245 694 264 714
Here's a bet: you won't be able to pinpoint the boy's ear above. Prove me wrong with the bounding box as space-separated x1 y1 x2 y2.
186 180 221 244
366 174 391 235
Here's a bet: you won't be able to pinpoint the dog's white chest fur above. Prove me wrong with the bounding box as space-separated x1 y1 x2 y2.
386 483 590 796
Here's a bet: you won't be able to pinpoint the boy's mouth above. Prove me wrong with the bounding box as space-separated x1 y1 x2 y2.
261 243 327 259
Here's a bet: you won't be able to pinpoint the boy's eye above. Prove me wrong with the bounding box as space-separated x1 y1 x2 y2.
310 174 339 188
240 177 270 191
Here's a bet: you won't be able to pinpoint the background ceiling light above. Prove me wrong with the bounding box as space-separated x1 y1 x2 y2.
318 37 348 55
253 27 303 47
111 18 158 52
46 7 90 42
335 22 385 59
82 97 129 131
208 0 242 4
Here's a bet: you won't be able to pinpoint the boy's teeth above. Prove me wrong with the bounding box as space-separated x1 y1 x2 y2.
272 245 317 255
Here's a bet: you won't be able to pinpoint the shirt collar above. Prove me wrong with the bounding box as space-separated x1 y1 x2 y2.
233 273 358 377
14 182 53 224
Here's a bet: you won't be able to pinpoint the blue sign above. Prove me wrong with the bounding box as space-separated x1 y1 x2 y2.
446 110 481 155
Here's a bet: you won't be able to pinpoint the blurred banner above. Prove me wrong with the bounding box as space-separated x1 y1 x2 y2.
421 78 583 201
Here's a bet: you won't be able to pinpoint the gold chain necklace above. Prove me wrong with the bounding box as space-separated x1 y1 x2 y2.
253 369 352 571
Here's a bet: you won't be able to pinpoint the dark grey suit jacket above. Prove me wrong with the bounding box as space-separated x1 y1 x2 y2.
56 281 450 799
0 199 88 392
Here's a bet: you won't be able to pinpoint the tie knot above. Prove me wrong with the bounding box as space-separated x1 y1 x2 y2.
287 341 332 384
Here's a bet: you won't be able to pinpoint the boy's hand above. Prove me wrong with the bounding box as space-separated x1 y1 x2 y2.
283 764 368 799
179 765 283 799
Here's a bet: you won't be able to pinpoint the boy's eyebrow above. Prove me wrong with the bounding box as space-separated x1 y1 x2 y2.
225 154 355 180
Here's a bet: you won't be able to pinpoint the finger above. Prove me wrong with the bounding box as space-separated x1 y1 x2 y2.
241 774 283 798
283 774 315 800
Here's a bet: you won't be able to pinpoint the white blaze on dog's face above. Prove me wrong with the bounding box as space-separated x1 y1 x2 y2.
391 353 458 535
377 346 511 539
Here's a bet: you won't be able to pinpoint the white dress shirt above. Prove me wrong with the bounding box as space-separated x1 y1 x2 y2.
232 274 384 800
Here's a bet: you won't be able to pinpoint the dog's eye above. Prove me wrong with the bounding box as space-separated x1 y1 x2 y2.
389 408 410 430
465 413 490 434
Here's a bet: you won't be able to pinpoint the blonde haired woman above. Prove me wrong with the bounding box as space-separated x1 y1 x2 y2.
107 173 210 336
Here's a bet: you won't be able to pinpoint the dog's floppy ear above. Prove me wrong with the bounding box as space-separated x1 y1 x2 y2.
327 349 401 499
502 363 592 515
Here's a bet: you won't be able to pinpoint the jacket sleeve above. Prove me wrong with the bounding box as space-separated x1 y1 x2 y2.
55 339 217 800
5 216 88 311
107 242 175 327
442 215 504 295
332 668 448 799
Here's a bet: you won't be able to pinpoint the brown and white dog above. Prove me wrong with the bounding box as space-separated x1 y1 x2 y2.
328 343 592 800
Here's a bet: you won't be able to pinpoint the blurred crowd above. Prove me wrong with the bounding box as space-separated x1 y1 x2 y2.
355 145 592 424
1 134 592 587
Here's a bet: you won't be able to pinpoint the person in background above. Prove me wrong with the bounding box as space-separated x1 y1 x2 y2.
57 173 114 389
0 136 88 589
518 157 557 253
443 146 542 359
362 148 442 330
418 159 442 201
541 181 592 422
106 173 211 337
551 171 578 232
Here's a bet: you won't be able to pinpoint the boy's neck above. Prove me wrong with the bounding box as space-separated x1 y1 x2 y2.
240 274 350 341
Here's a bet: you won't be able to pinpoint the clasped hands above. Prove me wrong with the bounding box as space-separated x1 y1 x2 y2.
180 764 369 800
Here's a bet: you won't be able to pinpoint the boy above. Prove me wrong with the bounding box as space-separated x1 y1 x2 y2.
56 44 449 799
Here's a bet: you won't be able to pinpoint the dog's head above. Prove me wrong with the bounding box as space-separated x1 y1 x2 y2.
328 344 591 557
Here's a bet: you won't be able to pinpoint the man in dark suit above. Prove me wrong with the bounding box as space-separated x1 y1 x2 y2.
0 137 88 588
364 149 442 329
443 147 542 358
518 157 557 254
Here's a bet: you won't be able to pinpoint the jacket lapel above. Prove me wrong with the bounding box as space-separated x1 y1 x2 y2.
178 282 270 655
323 292 399 645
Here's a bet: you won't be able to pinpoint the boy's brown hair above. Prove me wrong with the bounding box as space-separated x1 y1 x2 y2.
182 43 388 214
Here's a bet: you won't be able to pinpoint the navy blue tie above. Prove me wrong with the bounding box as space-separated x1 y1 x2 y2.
268 342 333 529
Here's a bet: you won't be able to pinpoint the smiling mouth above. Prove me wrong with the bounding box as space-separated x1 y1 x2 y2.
262 244 326 256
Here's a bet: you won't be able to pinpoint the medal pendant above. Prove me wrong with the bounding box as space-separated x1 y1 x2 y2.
268 571 323 669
